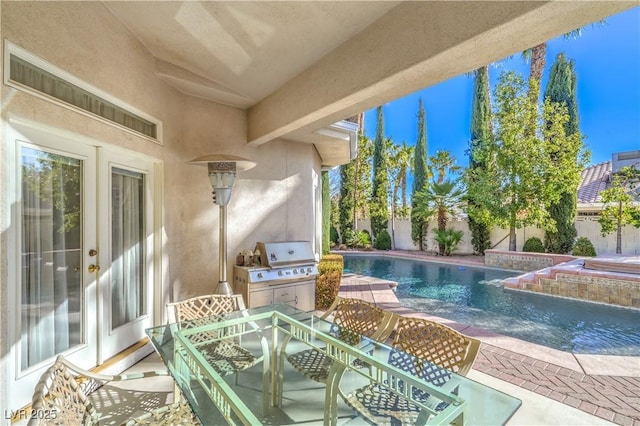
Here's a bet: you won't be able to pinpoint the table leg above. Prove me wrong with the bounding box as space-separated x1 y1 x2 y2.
256 334 269 417
325 362 347 426
271 314 280 408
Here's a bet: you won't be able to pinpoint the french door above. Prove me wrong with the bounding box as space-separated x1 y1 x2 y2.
97 149 155 362
8 119 157 409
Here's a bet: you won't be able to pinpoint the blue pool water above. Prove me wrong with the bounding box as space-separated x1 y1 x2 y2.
344 254 640 356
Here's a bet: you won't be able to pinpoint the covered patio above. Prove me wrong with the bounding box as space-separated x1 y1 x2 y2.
1 0 636 421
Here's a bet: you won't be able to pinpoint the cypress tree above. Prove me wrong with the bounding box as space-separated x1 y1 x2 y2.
467 66 493 254
543 53 580 253
338 162 355 244
370 106 389 243
321 170 330 254
411 99 429 249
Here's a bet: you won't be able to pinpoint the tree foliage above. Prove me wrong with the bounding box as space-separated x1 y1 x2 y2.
370 106 390 242
388 140 414 250
413 180 464 255
429 150 461 183
597 166 640 254
389 141 413 218
321 171 330 254
469 66 494 169
337 134 372 242
543 53 583 253
338 162 355 242
411 99 429 249
479 71 582 251
466 66 494 254
22 151 82 238
428 151 462 255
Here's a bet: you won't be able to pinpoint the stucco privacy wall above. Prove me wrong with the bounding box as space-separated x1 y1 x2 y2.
356 218 640 255
0 1 320 412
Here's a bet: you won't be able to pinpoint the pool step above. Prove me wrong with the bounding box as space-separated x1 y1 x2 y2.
503 259 585 290
503 259 640 308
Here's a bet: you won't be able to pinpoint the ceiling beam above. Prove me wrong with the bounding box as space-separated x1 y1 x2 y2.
247 1 635 146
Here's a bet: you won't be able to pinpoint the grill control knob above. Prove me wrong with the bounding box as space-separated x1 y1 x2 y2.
278 271 283 276
307 267 312 273
293 269 298 274
257 273 263 279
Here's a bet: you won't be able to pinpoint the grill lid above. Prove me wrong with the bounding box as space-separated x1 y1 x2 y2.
255 241 315 268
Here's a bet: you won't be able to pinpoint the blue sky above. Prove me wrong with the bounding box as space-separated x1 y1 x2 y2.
363 7 640 168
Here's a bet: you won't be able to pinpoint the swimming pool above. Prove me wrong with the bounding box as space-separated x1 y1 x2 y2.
344 254 640 356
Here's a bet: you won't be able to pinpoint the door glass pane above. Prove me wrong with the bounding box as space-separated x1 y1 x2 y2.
20 147 82 370
111 168 145 329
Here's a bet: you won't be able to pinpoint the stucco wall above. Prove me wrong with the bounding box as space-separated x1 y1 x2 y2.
169 99 319 298
0 1 321 413
356 217 639 256
1 0 320 298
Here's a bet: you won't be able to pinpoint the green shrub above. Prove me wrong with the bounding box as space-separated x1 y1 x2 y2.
522 237 545 253
433 228 464 256
330 226 339 246
341 229 354 245
572 237 597 257
315 254 344 309
374 229 392 250
347 230 371 249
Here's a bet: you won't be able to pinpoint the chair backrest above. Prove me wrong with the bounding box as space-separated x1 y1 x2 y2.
167 294 246 324
29 355 99 426
322 297 396 344
391 316 480 376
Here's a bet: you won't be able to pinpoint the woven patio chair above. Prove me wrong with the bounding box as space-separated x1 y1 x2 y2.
28 354 199 426
285 297 396 384
166 294 263 378
342 315 481 425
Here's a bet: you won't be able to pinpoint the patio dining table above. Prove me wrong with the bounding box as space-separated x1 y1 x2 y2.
146 303 521 425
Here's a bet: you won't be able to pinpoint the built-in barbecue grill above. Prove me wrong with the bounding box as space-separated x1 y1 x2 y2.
232 241 319 311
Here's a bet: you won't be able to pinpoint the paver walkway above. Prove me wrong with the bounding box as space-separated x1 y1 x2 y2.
337 273 640 426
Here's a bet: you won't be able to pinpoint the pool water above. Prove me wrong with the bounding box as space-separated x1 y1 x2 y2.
344 254 640 356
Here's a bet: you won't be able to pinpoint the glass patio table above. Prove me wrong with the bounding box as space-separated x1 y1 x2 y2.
146 304 521 425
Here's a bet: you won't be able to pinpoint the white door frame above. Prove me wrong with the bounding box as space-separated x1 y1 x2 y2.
5 115 163 410
97 148 156 363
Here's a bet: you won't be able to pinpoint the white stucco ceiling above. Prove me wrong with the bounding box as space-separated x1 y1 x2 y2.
103 1 635 167
104 1 400 109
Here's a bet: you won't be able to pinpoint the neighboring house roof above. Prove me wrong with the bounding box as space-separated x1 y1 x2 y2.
578 161 611 204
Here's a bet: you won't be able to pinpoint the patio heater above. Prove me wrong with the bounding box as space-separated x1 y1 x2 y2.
188 154 256 295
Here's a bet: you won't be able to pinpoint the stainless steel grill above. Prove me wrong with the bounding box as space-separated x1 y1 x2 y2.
232 241 318 310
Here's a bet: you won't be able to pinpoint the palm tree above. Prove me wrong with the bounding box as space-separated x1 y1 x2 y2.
523 26 595 103
427 150 462 254
413 180 464 255
523 43 546 101
429 150 461 183
390 142 414 213
388 141 414 249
